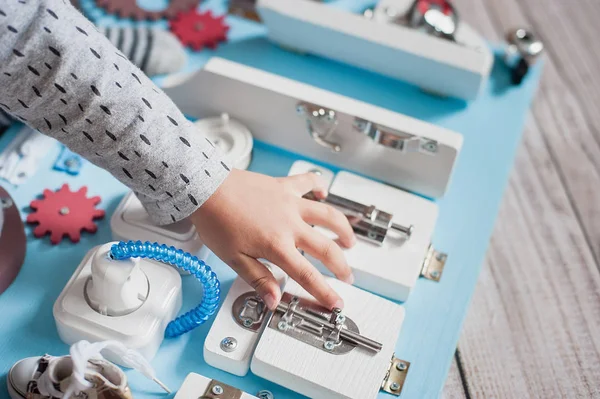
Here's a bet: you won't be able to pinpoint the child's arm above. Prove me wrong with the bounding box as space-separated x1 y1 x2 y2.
0 0 355 310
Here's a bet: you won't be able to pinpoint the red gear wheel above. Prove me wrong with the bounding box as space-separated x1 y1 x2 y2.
169 10 229 51
27 184 105 245
95 0 201 21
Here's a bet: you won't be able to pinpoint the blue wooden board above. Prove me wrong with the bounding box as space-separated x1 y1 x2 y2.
0 1 541 398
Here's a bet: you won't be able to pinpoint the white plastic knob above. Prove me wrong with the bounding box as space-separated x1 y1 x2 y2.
86 243 149 316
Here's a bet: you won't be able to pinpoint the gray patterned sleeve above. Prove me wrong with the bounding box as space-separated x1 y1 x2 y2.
0 0 230 225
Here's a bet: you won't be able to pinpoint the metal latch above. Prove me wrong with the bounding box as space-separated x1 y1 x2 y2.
304 191 413 245
202 379 242 399
296 101 342 153
353 117 438 155
232 291 268 332
420 245 447 281
381 356 411 396
269 293 383 355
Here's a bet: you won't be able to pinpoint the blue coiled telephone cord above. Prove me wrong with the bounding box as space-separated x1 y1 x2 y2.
109 240 220 338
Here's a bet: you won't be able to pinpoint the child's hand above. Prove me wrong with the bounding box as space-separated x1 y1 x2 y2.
191 169 356 310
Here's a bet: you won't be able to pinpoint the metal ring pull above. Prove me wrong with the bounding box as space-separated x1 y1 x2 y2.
296 102 342 153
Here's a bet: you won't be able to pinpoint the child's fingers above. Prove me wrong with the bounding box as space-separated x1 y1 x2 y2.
297 226 354 285
299 199 356 248
268 244 344 310
278 173 328 198
231 254 282 310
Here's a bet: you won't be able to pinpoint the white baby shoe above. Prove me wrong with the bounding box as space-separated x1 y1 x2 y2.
7 340 169 399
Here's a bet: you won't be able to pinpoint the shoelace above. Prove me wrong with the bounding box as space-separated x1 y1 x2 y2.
37 340 170 398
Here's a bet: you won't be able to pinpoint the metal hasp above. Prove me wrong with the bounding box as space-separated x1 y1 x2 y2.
296 102 342 153
354 117 439 155
505 28 544 85
232 291 268 331
420 245 447 281
381 356 411 396
269 293 383 355
305 191 413 245
202 379 242 399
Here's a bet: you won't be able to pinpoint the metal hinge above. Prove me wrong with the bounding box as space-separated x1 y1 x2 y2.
381 355 411 396
202 379 242 399
232 291 268 332
353 117 439 155
420 245 447 281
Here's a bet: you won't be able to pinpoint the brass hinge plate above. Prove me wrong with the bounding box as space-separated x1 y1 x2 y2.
420 245 447 282
202 379 243 399
381 356 410 396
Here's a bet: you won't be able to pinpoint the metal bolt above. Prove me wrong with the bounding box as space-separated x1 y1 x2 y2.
323 340 335 351
220 337 238 353
390 382 400 391
396 361 407 371
211 385 224 395
59 206 70 215
430 270 440 279
257 390 274 399
277 320 288 331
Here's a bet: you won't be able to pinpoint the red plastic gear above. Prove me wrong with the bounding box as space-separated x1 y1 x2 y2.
94 0 201 21
27 184 105 245
416 0 453 16
169 10 229 51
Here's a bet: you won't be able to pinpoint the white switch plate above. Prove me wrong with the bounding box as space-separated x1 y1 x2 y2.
175 373 258 399
110 192 211 263
289 161 438 302
53 244 182 364
257 0 493 100
162 57 463 199
204 262 287 376
251 277 405 399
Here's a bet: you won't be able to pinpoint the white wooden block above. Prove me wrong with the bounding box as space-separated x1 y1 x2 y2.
251 278 405 399
204 263 287 376
287 160 335 185
287 162 437 301
110 192 210 262
175 373 257 399
162 57 463 199
257 0 493 100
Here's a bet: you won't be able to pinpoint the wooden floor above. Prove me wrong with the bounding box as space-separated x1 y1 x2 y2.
443 0 600 398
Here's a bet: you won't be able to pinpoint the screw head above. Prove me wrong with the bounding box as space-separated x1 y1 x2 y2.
211 385 224 395
390 382 400 391
430 270 440 279
59 206 70 215
277 320 288 331
423 141 438 153
396 361 407 371
309 169 322 176
323 340 335 351
0 197 13 209
296 105 306 115
220 337 238 352
257 390 274 399
243 318 253 327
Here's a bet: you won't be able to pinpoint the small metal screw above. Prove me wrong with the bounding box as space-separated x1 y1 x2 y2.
423 141 438 153
220 337 238 353
59 206 70 215
0 197 13 209
353 119 368 131
309 169 322 176
324 340 335 351
277 320 288 331
257 390 274 399
243 318 253 327
368 231 378 240
430 270 440 279
396 361 407 371
390 382 400 391
436 253 446 262
296 105 306 115
211 385 224 395
384 6 398 18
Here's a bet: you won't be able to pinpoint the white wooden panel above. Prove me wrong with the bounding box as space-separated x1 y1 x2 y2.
257 0 493 100
175 373 257 398
204 263 287 376
162 57 463 199
251 278 404 399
